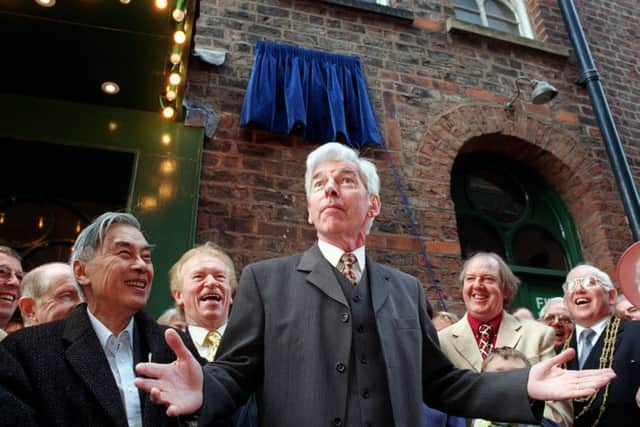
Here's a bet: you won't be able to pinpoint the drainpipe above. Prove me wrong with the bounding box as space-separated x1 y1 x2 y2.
558 0 640 240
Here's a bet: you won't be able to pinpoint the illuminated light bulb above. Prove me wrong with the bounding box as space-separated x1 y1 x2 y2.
140 196 158 210
101 81 120 95
160 159 176 175
35 0 56 7
162 106 175 119
75 221 82 233
172 8 186 22
108 121 118 131
169 72 181 86
170 52 181 65
0 212 4 224
119 0 131 4
161 133 172 145
37 216 45 230
173 30 186 44
166 88 177 101
158 182 174 199
155 0 168 9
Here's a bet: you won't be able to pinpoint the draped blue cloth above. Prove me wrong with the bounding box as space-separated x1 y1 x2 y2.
240 40 382 148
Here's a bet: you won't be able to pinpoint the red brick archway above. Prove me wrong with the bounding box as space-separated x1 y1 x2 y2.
416 103 630 274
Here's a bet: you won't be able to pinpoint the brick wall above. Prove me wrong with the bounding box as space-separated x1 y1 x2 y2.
186 0 639 312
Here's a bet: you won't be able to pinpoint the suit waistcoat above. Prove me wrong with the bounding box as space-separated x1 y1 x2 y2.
334 266 394 427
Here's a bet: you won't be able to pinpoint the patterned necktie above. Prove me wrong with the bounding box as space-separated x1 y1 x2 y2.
578 328 595 369
478 323 494 359
337 252 358 284
205 330 222 362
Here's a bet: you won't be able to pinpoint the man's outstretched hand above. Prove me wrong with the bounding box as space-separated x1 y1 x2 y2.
527 348 616 400
135 328 204 417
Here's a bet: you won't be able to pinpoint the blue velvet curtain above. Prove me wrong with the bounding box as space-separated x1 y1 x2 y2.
240 40 382 148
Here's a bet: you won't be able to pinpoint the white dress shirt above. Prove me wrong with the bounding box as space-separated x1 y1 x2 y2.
575 315 609 351
87 309 142 427
188 323 227 359
318 239 366 283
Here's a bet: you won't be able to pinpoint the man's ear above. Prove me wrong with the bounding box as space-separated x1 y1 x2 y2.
18 296 37 324
172 290 184 308
72 259 90 287
368 195 381 218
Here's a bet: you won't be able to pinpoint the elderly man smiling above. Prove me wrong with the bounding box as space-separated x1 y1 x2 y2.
562 264 640 426
18 262 83 327
438 252 572 427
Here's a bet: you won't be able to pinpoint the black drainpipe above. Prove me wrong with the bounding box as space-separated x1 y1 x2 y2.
558 0 640 241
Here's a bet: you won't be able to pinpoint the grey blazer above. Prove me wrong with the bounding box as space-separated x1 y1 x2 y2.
199 244 541 427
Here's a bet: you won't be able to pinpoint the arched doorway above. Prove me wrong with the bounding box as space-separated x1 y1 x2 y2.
451 151 583 315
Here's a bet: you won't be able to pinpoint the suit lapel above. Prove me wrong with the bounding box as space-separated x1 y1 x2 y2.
451 314 483 371
63 305 128 427
135 311 173 427
567 332 579 370
298 243 348 307
496 312 523 349
367 260 390 313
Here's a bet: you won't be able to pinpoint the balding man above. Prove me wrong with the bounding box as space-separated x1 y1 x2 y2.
18 262 83 326
562 264 640 426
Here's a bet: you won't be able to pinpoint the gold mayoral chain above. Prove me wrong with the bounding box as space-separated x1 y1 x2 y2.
561 316 620 427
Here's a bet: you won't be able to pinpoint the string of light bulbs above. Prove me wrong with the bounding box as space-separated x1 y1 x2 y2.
159 0 188 119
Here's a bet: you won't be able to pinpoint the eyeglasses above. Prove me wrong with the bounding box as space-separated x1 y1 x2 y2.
563 275 604 293
0 265 25 283
541 314 573 325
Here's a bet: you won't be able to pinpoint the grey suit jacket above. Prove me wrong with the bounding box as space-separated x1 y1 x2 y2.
199 244 541 427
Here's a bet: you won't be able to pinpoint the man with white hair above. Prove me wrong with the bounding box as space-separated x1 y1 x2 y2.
135 143 615 427
562 264 640 426
18 262 83 326
539 297 574 352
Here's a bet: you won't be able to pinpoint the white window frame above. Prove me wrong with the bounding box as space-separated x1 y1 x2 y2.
455 0 534 39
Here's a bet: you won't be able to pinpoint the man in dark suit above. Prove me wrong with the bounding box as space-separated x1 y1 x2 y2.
136 143 614 427
562 264 640 426
0 211 201 427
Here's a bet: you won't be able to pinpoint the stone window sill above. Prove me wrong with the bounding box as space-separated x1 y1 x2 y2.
446 17 569 58
321 0 413 21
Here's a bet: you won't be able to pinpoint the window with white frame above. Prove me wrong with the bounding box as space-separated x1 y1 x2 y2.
453 0 533 38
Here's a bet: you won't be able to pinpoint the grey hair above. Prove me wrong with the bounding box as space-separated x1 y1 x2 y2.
20 262 75 300
157 307 179 326
0 245 21 261
538 297 565 319
459 252 521 306
304 142 380 234
70 212 142 264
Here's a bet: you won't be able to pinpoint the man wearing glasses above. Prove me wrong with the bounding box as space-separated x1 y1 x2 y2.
562 264 640 426
539 297 574 352
0 245 24 340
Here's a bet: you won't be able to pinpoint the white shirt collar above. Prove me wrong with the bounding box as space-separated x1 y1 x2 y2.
86 307 135 349
188 323 227 346
317 239 366 269
575 315 610 342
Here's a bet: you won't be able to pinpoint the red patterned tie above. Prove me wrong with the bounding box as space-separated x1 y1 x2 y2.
338 252 358 284
478 323 494 359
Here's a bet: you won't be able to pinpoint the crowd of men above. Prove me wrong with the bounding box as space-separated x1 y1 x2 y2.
0 142 636 427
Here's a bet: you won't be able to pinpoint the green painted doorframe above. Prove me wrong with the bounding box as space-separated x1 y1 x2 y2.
0 94 204 317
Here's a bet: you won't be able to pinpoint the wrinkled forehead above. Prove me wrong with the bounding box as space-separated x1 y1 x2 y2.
0 253 22 270
566 265 598 281
546 302 569 314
